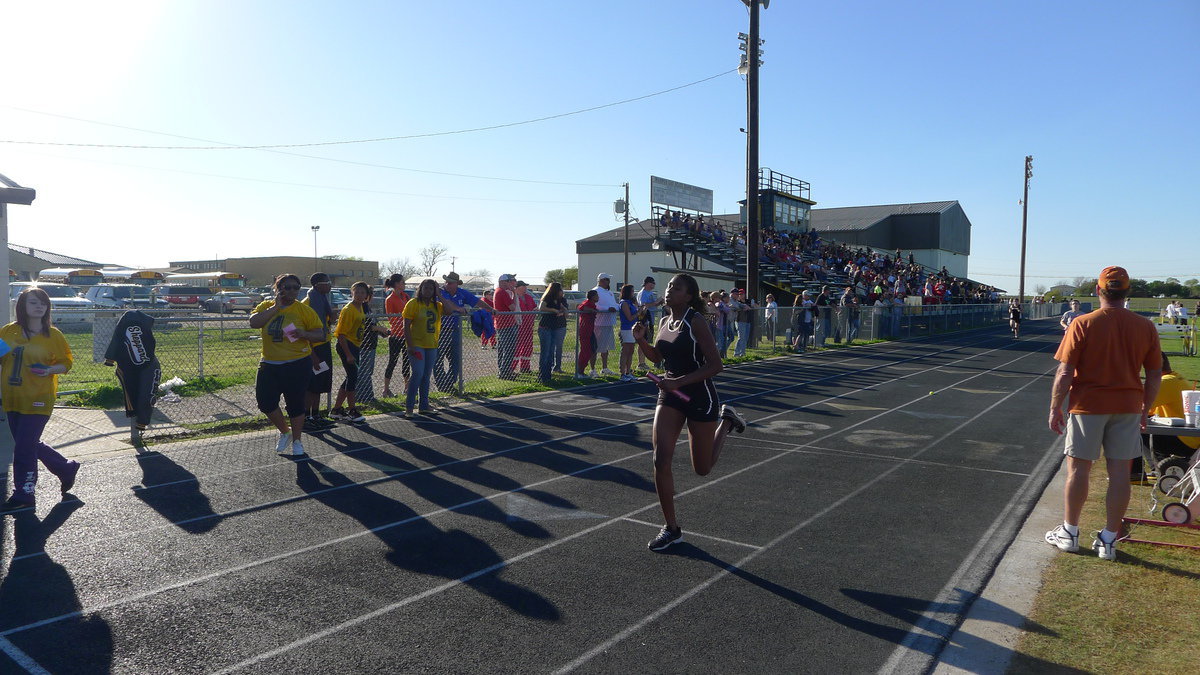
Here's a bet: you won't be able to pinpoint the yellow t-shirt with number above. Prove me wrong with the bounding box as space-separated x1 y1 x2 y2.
334 302 366 348
253 300 322 363
0 322 74 415
402 299 442 350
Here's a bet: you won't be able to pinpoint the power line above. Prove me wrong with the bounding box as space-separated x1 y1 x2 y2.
2 69 736 151
7 107 619 188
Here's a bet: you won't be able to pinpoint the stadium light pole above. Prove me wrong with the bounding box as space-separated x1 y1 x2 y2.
311 225 320 273
741 0 767 299
1018 156 1031 304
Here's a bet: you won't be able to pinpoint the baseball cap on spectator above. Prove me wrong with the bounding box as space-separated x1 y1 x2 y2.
516 280 528 287
498 273 516 282
1099 266 1130 291
597 273 613 281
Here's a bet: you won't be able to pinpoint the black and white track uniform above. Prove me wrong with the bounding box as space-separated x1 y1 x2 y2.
654 307 720 422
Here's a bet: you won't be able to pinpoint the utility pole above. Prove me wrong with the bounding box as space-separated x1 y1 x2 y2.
451 256 457 272
623 182 630 286
311 225 320 274
1019 156 1032 304
743 0 765 299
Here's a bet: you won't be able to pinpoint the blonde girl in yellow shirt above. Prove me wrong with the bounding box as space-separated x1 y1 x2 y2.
1 288 79 513
401 279 454 418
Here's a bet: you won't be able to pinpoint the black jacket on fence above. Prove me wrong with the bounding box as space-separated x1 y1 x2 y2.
104 310 161 428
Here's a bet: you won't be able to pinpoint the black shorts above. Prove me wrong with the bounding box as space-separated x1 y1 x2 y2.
657 378 720 422
256 358 312 417
308 342 333 394
338 342 361 391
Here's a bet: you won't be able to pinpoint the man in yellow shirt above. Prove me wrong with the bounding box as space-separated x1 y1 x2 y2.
1145 354 1200 458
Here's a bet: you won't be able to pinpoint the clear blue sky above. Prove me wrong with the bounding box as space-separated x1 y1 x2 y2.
2 0 1197 291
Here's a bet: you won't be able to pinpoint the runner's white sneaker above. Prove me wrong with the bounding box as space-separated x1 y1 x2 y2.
274 433 291 454
1044 524 1079 552
601 368 617 376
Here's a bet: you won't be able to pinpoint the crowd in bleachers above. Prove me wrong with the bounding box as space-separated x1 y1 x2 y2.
659 209 1002 306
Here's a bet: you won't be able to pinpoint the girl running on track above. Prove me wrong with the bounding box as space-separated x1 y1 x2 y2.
1009 299 1022 339
0 288 80 512
631 273 747 551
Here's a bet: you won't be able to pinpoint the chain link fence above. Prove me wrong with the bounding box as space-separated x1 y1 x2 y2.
41 299 1028 446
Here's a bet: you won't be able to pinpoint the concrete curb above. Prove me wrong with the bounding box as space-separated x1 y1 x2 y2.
932 457 1066 674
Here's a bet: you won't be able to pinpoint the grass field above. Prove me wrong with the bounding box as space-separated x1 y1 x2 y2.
1011 466 1200 674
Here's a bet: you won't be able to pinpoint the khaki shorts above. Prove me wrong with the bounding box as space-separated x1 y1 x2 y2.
1064 413 1142 461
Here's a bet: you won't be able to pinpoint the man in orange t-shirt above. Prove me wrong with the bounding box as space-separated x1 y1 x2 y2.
1046 266 1162 561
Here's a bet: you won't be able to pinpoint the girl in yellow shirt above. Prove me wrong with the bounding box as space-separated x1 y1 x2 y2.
331 281 388 423
401 279 453 417
1 288 79 512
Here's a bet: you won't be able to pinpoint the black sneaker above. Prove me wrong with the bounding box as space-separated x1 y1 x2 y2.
720 405 747 434
648 526 683 551
303 417 325 433
313 416 337 428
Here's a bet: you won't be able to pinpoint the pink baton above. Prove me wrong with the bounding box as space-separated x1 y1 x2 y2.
646 372 692 402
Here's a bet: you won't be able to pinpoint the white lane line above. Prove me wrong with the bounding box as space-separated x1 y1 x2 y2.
0 636 50 675
737 441 1034 478
620 517 762 550
3 333 1039 639
876 435 1067 675
20 334 1010 560
552 355 1057 674
207 344 1056 673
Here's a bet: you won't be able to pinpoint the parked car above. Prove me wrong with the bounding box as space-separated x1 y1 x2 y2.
161 285 211 308
563 290 587 310
84 284 169 309
8 282 95 325
203 291 257 314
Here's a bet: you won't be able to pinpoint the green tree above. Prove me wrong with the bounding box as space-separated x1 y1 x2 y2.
544 265 579 289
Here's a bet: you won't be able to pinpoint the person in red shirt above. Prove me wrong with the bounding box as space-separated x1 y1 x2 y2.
493 274 519 380
514 280 538 373
382 274 410 397
575 290 599 377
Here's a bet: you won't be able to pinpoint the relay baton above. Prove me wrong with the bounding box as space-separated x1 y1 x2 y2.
646 372 692 402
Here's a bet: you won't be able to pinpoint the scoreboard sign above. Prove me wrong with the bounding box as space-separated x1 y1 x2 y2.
650 176 714 214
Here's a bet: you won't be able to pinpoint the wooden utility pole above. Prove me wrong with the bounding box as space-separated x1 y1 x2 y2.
1019 156 1032 303
745 0 762 299
622 182 630 286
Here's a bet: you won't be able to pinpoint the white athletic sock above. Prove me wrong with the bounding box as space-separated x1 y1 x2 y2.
1098 529 1117 544
1063 522 1079 537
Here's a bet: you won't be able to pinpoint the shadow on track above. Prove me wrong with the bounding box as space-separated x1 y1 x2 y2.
130 450 218 534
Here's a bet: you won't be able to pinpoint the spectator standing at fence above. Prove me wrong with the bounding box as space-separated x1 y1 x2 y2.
1059 299 1083 333
478 289 497 349
249 274 326 458
493 274 519 380
331 282 388 424
433 271 490 391
382 274 410 398
0 288 80 513
402 279 454 417
575 290 599 377
814 287 831 347
592 273 619 376
618 284 639 382
842 286 861 343
731 289 754 357
764 294 778 342
892 292 906 338
537 282 568 383
792 291 814 352
513 280 537 374
302 273 338 431
637 276 662 370
1047 266 1162 561
631 273 746 551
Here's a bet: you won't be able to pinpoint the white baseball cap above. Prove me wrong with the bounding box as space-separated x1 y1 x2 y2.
597 273 613 280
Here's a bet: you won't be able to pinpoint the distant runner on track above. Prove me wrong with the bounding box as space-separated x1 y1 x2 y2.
631 273 746 552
